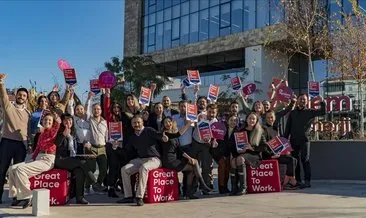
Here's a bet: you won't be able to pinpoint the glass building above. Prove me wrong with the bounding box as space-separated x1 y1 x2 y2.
142 0 283 54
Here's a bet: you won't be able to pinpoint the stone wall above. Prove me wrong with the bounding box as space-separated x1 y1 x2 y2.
124 0 143 57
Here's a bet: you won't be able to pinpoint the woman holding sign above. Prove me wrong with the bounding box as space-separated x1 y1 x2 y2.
230 113 267 195
160 117 211 199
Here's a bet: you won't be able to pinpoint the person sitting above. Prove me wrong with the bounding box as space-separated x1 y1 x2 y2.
8 113 61 209
230 113 267 195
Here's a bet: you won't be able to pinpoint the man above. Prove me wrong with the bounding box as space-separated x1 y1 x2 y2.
85 103 108 193
162 96 179 117
228 101 244 128
0 74 31 204
117 115 168 206
192 104 218 194
284 94 326 188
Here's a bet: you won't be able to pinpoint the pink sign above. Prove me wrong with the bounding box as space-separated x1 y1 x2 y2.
210 122 227 140
243 83 256 95
99 71 117 88
57 59 71 72
276 86 293 102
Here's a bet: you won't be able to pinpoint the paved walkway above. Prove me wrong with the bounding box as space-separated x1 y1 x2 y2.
1 181 366 218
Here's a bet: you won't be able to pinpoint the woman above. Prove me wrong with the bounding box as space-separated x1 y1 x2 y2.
262 110 299 190
240 93 265 123
146 102 164 131
121 94 144 146
160 117 211 199
54 113 97 204
8 113 60 209
103 88 122 124
47 84 72 114
30 95 50 151
230 112 267 195
211 115 239 194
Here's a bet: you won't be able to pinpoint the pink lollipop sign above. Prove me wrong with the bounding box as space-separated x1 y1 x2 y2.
243 83 256 95
57 59 71 72
99 71 117 88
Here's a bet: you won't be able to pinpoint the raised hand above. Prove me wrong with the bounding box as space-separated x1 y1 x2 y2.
194 84 200 94
0 73 7 81
52 84 59 92
63 126 71 137
162 131 169 142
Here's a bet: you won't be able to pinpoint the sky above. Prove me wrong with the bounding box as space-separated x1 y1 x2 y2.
0 0 124 100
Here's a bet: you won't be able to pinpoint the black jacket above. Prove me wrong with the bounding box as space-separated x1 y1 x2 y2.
284 102 326 141
146 114 165 131
54 133 74 158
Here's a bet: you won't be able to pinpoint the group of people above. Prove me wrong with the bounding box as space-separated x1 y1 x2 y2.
0 73 326 208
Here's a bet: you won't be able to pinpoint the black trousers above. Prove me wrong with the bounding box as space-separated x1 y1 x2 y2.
290 139 311 182
277 155 297 177
54 157 90 201
106 144 127 187
0 138 26 201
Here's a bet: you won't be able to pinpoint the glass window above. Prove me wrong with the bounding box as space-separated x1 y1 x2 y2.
149 0 156 6
149 13 156 26
190 0 199 13
220 3 230 28
221 0 230 3
181 1 190 15
270 0 283 24
209 6 219 39
361 1 366 11
231 0 243 33
244 0 256 30
199 9 209 40
143 28 148 53
172 39 180 48
148 26 155 46
172 0 180 6
156 0 164 11
148 45 155 53
164 8 171 21
181 15 190 45
144 0 149 15
343 0 352 15
210 0 219 7
163 21 172 49
157 10 163 23
200 0 209 9
220 27 230 36
148 5 156 14
190 12 199 43
172 18 180 40
164 0 172 8
156 23 163 51
329 0 341 22
257 0 269 28
173 4 180 19
144 16 149 27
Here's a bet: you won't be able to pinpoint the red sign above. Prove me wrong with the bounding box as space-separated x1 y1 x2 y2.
63 68 77 85
139 87 152 106
276 86 293 102
186 103 198 122
187 70 201 85
207 84 219 102
308 81 320 98
247 160 281 193
99 71 117 88
231 76 242 91
310 95 352 112
30 169 71 205
90 79 100 94
234 131 248 151
210 122 227 140
57 59 71 72
198 120 211 141
267 136 289 155
109 122 123 141
243 83 256 95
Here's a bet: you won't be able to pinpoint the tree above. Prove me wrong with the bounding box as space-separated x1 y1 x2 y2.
326 0 366 137
104 56 171 105
264 0 330 82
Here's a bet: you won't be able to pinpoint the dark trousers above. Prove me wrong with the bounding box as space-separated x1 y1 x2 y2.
106 144 127 187
0 138 26 201
55 157 89 201
277 155 297 177
180 144 192 196
191 140 213 187
291 139 311 182
85 146 108 186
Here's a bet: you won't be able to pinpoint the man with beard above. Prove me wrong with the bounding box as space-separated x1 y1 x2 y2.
162 96 179 117
0 74 31 204
284 94 326 188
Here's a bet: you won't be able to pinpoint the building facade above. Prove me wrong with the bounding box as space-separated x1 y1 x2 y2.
123 0 365 102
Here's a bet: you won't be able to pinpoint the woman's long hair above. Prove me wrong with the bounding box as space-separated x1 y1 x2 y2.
244 112 264 147
57 113 76 137
161 116 178 133
251 101 264 116
111 101 123 122
125 94 141 114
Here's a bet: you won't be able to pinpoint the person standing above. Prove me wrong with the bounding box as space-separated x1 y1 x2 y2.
162 96 179 117
0 74 31 204
284 94 326 188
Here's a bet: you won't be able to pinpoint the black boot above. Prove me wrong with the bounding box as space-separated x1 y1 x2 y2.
186 185 199 199
229 169 238 196
236 165 247 195
108 187 119 198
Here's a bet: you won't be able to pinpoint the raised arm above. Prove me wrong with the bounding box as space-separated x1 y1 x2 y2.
309 101 326 118
60 84 72 107
0 74 11 110
85 91 94 120
275 97 296 119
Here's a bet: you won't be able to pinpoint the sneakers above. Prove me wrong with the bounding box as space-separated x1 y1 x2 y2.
304 181 311 188
76 198 89 205
283 183 299 190
11 197 20 206
136 198 144 206
92 183 106 193
116 197 134 204
17 198 32 209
